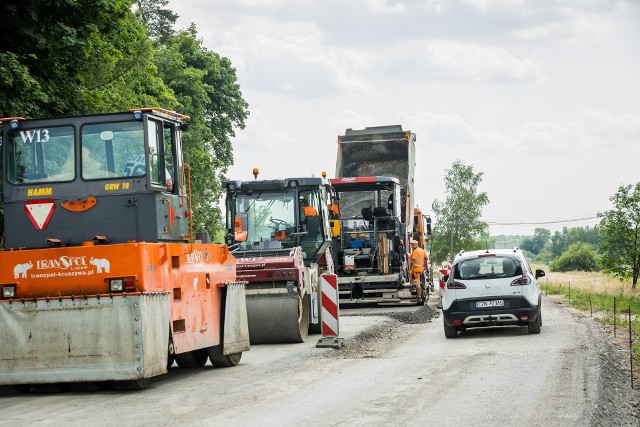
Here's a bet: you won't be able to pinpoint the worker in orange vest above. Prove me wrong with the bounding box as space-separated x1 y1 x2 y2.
327 197 339 218
410 239 427 301
300 197 318 217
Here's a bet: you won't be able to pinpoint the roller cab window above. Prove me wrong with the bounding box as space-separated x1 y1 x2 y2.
6 125 75 184
81 121 145 180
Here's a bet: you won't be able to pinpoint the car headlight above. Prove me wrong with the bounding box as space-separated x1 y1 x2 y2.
2 285 16 298
109 279 124 292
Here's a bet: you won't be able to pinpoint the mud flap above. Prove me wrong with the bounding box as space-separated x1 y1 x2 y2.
310 291 319 325
223 282 250 355
0 293 169 385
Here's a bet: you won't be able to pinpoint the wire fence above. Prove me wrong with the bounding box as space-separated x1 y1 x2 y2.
542 279 638 390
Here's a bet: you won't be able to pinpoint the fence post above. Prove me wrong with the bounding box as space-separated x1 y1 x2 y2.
590 296 592 317
614 297 617 338
629 307 633 390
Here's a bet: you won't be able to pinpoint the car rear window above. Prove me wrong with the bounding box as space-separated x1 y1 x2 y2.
454 256 522 280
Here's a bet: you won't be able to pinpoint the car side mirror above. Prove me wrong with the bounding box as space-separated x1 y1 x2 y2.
442 274 449 283
535 269 545 279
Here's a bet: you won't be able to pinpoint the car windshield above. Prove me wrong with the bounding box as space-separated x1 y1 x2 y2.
455 256 522 280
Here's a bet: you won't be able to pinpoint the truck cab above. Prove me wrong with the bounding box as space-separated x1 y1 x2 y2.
329 176 409 301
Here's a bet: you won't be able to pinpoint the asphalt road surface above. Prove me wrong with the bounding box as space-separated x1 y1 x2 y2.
2 297 638 426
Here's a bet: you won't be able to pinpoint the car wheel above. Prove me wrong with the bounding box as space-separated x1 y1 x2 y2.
528 309 542 334
443 321 458 338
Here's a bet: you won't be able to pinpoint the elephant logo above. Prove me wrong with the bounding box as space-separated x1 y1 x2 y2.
14 262 33 279
90 257 111 273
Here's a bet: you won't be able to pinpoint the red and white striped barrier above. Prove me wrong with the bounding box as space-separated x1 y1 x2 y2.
316 273 344 348
438 259 452 290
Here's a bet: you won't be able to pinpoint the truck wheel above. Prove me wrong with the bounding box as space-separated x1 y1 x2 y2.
175 348 208 368
208 346 242 367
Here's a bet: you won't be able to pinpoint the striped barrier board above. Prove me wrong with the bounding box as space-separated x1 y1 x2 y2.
316 273 344 348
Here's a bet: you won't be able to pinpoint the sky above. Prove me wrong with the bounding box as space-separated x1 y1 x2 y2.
170 0 640 236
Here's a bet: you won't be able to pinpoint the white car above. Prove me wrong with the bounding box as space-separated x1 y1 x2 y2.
441 249 545 338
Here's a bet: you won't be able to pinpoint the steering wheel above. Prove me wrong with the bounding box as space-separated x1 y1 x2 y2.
268 218 290 228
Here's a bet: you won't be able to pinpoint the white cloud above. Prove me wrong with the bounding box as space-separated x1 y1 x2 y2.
423 41 543 82
518 110 640 151
330 110 376 131
367 40 544 83
513 10 617 43
366 0 407 14
461 0 526 13
399 111 482 146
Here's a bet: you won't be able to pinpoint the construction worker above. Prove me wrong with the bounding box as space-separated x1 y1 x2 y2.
409 239 427 301
300 197 318 217
328 197 339 219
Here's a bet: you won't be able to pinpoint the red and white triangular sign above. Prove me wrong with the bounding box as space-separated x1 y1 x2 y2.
24 199 56 230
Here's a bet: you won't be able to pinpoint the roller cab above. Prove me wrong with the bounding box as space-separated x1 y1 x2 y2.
224 176 333 343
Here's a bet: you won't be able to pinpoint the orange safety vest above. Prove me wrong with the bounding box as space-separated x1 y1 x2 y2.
328 203 339 217
411 247 426 273
303 205 318 216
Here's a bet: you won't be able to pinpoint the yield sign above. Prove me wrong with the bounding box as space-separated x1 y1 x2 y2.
24 199 56 230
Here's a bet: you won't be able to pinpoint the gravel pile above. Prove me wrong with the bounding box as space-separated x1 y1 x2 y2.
316 304 438 359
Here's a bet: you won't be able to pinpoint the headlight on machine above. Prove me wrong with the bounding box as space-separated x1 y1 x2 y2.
2 285 16 298
109 279 124 292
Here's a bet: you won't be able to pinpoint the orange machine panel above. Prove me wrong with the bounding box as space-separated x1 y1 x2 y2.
0 242 235 355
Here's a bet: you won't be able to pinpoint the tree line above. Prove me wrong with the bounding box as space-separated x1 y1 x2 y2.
0 0 249 245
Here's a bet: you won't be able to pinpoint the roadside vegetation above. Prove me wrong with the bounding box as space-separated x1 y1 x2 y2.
538 269 640 364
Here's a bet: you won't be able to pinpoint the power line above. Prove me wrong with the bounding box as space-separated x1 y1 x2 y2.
485 215 599 226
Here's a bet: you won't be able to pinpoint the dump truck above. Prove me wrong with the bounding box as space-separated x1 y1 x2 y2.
330 125 431 304
0 109 249 390
223 175 333 343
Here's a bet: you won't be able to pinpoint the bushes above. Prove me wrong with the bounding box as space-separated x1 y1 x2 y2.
549 243 599 272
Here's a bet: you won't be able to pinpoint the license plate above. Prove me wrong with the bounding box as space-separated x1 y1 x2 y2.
476 300 504 309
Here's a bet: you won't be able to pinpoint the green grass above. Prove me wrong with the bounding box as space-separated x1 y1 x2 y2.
541 282 640 363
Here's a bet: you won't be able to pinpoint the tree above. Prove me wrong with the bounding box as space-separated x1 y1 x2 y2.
549 243 598 272
0 0 175 118
154 26 249 240
431 160 489 263
520 228 550 255
135 0 178 42
0 2 249 244
598 183 640 288
549 226 600 259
